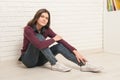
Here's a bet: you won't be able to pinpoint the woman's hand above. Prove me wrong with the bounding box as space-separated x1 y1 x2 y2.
53 35 62 41
73 50 87 64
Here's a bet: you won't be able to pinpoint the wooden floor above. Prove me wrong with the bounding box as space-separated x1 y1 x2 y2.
0 52 120 80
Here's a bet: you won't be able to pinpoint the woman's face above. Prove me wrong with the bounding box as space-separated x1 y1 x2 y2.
37 12 49 27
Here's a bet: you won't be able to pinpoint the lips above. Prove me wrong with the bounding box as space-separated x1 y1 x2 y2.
41 22 46 24
40 21 47 25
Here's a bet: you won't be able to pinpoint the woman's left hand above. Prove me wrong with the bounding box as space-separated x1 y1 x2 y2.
73 50 87 64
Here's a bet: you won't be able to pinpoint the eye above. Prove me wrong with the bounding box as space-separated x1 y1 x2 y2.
40 13 49 20
45 17 48 20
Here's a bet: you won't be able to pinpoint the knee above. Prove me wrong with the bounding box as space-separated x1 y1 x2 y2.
36 34 40 37
55 43 66 51
51 43 62 50
55 43 64 48
36 34 45 40
51 43 66 52
59 43 66 47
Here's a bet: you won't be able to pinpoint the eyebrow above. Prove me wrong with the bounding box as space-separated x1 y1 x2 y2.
41 14 48 18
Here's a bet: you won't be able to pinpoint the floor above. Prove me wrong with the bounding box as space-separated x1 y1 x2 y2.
0 52 120 80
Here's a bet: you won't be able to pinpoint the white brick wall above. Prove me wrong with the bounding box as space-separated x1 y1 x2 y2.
0 0 103 60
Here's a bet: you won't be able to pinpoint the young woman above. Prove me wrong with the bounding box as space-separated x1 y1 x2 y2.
19 9 102 72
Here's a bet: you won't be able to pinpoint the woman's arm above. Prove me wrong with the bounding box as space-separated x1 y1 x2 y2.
73 50 87 64
24 26 55 50
47 28 87 63
47 28 77 52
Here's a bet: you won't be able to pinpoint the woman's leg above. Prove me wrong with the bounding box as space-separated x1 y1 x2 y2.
21 43 40 68
37 47 58 66
21 34 57 68
50 43 103 72
50 43 85 66
36 48 58 66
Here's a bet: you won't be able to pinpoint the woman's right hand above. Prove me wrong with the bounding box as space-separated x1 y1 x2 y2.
53 35 62 41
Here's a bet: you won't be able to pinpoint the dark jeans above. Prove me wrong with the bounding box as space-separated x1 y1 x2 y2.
20 34 84 68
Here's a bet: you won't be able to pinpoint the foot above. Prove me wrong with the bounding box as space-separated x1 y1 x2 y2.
80 62 103 73
51 62 72 72
42 62 51 69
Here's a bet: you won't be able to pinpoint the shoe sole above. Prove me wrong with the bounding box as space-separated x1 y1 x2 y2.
52 68 72 72
80 67 103 73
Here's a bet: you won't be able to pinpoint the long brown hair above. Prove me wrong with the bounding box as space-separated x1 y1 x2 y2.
27 9 51 29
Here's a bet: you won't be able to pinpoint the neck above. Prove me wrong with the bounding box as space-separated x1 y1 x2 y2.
36 24 42 31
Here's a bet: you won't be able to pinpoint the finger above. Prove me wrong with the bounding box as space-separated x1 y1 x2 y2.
76 57 81 63
80 59 86 64
82 58 87 62
83 58 88 62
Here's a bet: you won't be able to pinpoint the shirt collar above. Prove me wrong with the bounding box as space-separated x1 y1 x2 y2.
32 25 39 33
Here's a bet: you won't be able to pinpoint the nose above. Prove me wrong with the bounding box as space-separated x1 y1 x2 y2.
43 18 47 21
